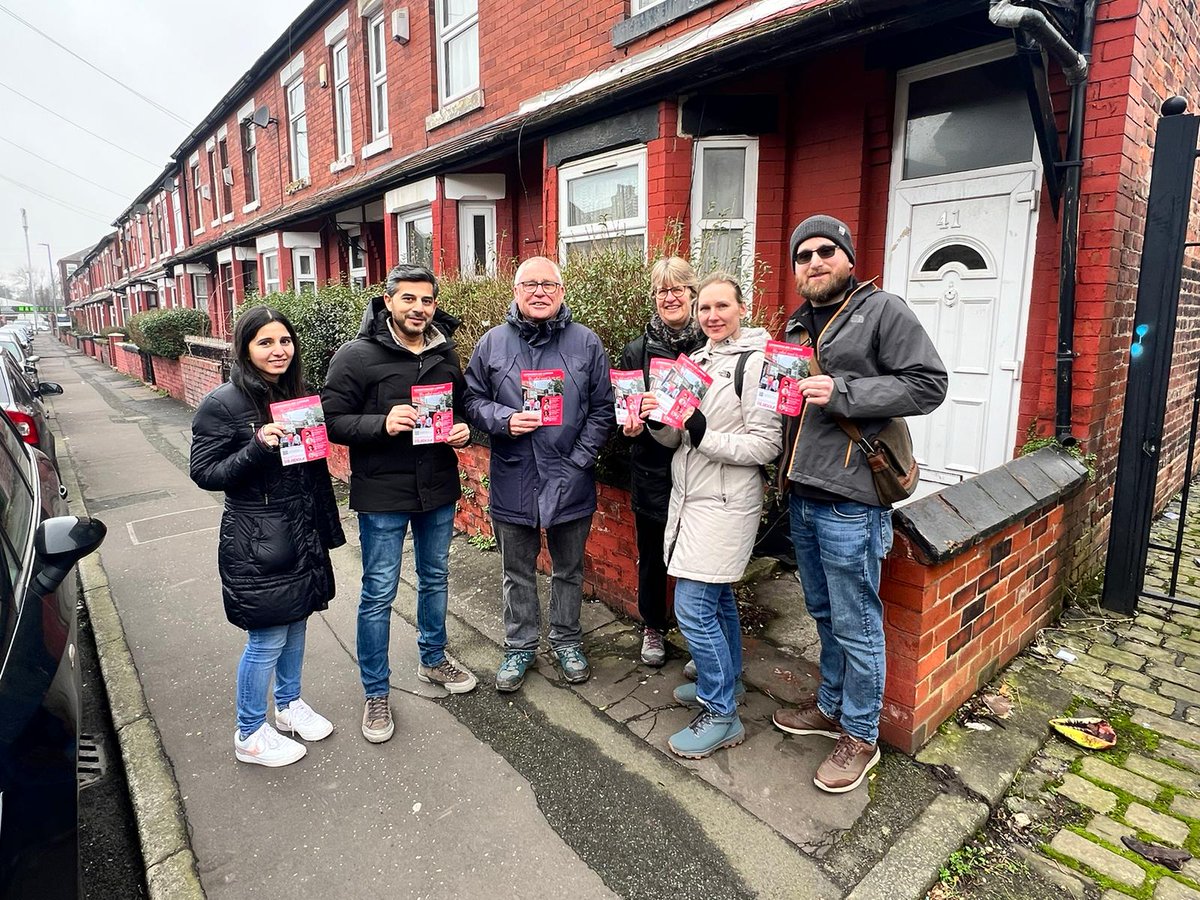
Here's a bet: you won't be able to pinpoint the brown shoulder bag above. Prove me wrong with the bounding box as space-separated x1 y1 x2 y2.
808 355 920 506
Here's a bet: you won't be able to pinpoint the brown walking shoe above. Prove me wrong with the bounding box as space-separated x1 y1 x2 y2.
814 734 880 793
772 699 842 738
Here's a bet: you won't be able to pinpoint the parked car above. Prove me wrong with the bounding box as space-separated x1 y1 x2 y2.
54 314 70 330
0 408 106 898
0 337 39 387
0 350 60 470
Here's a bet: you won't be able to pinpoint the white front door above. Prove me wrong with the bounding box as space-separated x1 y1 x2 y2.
884 43 1042 493
885 171 1040 485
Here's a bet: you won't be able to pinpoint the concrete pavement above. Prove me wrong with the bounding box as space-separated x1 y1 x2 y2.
41 336 1092 899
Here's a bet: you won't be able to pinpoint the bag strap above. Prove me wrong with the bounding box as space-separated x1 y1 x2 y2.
733 349 755 401
807 351 875 456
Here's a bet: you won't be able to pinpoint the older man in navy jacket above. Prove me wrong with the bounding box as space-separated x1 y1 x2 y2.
465 256 614 691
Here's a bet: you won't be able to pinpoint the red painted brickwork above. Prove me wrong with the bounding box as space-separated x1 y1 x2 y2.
879 496 1079 753
181 357 224 408
151 356 186 403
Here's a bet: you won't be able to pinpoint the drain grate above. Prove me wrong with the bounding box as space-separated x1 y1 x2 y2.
78 733 106 789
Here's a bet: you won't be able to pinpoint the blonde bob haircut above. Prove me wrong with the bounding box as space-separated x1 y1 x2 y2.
697 270 746 307
649 257 699 299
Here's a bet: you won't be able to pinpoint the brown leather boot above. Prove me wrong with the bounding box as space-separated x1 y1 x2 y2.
814 734 880 793
771 698 842 738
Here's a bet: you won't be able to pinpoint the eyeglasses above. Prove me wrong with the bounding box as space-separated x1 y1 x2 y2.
655 286 689 299
794 244 839 266
517 280 563 294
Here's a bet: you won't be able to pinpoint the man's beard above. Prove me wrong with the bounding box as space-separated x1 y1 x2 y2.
800 270 851 305
393 314 428 337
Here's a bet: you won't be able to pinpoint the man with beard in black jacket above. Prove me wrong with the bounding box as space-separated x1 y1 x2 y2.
323 264 477 745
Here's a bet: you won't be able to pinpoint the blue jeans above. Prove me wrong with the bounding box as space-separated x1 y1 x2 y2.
358 503 456 696
237 620 306 738
673 578 743 717
789 494 893 744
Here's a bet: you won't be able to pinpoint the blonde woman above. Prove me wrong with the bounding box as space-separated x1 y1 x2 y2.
627 272 782 758
619 257 705 667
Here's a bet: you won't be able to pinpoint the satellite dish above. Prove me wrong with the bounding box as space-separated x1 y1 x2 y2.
132 203 149 215
252 105 274 128
161 176 176 192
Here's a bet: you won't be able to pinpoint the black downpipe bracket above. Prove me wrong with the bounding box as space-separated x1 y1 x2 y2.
1054 0 1099 446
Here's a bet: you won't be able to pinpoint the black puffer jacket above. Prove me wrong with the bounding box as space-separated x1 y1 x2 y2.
322 298 468 513
190 382 346 631
619 330 704 522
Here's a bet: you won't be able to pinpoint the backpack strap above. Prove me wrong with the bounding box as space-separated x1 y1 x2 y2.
734 349 755 400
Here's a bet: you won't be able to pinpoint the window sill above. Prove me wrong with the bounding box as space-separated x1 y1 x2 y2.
330 154 356 173
242 201 260 215
426 89 484 132
210 220 220 228
362 135 391 159
222 213 235 223
284 178 311 196
612 0 722 47
193 228 205 237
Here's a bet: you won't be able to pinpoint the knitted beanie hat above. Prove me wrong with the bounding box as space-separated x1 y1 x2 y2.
789 215 855 264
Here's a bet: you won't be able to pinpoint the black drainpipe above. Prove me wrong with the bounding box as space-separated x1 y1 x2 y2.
1054 0 1098 445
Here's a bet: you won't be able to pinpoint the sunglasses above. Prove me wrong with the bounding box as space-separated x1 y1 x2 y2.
794 244 839 266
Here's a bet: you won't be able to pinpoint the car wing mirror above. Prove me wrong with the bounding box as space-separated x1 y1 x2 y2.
37 382 63 396
32 516 106 595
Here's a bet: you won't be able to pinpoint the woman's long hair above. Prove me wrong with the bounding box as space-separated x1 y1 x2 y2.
230 306 306 413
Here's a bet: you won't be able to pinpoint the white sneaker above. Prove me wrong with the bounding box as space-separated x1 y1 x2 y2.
234 723 307 767
275 698 334 741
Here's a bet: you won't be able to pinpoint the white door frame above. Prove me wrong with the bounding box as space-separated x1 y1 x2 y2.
884 40 1043 474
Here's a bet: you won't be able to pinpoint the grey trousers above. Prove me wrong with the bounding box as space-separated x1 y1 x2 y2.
493 514 593 651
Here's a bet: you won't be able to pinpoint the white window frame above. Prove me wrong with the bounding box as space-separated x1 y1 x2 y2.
346 226 369 288
690 136 759 296
435 0 479 107
332 39 353 162
558 146 648 261
292 248 317 293
240 116 259 210
171 186 184 251
631 0 667 12
286 77 310 182
191 274 209 311
458 202 497 277
368 13 389 140
217 133 234 221
189 158 204 235
397 208 434 267
262 251 281 294
207 145 221 224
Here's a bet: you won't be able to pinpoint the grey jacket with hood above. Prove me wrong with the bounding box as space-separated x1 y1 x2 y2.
781 278 947 506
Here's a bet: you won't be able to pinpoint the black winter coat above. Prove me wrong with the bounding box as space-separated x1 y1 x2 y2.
322 299 468 513
619 330 704 522
190 382 346 631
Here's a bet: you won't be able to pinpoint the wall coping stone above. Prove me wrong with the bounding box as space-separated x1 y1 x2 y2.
895 447 1087 565
184 335 231 352
117 342 140 351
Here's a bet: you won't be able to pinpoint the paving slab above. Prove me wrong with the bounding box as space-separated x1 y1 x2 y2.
1149 662 1200 694
1124 802 1190 846
1057 773 1118 814
1048 829 1145 888
1126 754 1200 792
1080 758 1164 803
1156 877 1200 899
1159 740 1200 773
1132 710 1200 747
1087 814 1135 846
1120 685 1178 715
1088 644 1149 670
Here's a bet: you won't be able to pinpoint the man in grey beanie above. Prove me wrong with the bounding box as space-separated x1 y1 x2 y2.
771 214 947 793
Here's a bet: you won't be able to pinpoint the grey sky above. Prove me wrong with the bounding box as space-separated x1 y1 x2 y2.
0 0 310 285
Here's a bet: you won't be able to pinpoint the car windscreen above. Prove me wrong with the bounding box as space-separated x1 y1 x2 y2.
0 338 24 363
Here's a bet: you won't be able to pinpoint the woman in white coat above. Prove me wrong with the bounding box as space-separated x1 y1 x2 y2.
625 271 782 759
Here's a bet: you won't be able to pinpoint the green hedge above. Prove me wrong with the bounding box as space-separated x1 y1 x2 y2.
126 308 211 359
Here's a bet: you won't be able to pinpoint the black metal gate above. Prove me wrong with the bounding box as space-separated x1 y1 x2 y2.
139 349 155 385
1102 98 1200 616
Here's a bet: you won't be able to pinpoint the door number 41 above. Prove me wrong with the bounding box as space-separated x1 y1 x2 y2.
936 210 961 230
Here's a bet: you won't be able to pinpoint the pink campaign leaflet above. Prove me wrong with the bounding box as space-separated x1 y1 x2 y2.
520 369 564 426
654 354 713 429
610 369 643 426
412 382 455 445
755 341 813 415
269 395 329 466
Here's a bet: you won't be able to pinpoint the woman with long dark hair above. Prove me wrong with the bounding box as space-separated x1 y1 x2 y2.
190 306 345 767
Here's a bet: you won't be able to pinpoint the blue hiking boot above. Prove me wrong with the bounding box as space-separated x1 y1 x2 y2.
673 680 746 709
668 709 746 759
496 650 536 692
554 645 591 684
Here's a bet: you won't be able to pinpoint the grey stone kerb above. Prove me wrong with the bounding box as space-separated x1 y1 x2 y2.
894 446 1088 564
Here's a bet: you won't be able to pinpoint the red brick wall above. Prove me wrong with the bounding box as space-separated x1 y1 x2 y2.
151 356 185 402
452 444 640 615
880 497 1078 752
181 357 224 408
114 345 141 377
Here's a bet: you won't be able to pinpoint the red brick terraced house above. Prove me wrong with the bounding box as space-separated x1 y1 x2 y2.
59 0 1200 750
